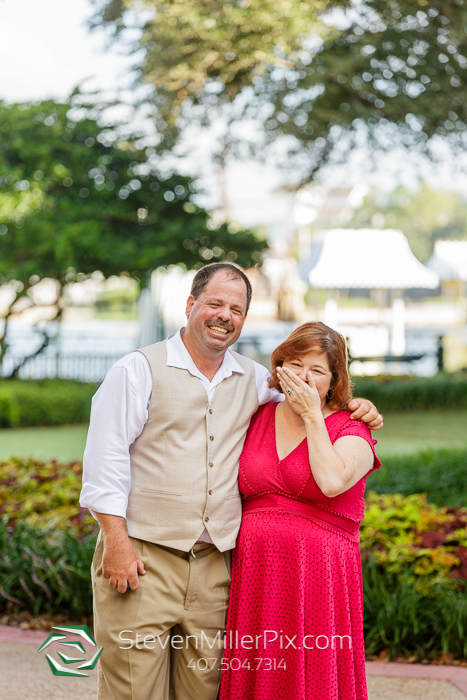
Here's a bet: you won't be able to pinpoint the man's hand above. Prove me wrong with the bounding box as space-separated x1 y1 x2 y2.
96 513 146 593
347 398 383 431
102 538 146 593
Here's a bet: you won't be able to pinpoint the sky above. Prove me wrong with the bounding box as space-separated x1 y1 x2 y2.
0 0 133 102
1 0 466 228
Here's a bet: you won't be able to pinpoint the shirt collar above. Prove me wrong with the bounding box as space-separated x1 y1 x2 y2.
166 328 245 381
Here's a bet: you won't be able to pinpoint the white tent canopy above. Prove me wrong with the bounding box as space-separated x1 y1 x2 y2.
426 239 467 282
302 229 439 289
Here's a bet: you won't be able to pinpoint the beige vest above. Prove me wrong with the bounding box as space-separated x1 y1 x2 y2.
126 340 259 551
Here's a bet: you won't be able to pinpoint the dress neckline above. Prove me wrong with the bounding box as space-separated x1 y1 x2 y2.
273 402 347 463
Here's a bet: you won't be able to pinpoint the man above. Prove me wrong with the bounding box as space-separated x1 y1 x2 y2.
80 262 382 700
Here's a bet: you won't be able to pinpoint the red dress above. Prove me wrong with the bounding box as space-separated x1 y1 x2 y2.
219 403 380 700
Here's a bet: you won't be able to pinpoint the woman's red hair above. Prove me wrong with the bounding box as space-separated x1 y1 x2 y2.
268 322 353 410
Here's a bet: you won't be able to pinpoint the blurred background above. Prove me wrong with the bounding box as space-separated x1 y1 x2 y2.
1 0 467 461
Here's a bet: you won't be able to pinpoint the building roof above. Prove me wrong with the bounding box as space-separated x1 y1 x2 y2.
300 228 439 289
426 239 467 282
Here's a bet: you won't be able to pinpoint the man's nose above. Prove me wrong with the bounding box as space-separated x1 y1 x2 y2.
217 306 232 321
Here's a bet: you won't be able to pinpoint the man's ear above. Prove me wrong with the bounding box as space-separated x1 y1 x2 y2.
185 294 195 318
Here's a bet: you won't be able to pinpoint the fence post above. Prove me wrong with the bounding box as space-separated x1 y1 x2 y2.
437 336 444 373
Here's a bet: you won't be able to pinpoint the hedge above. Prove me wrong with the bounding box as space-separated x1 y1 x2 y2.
369 447 467 508
353 374 467 413
0 373 466 428
0 380 97 428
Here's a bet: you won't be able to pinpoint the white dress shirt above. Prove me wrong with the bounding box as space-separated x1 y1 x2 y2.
80 329 282 525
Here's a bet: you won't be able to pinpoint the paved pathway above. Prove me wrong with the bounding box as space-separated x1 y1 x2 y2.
1 626 467 699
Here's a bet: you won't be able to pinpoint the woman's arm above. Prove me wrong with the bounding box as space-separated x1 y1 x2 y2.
277 366 374 498
302 420 374 497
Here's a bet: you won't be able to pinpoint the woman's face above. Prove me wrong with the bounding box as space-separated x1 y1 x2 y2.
282 350 333 408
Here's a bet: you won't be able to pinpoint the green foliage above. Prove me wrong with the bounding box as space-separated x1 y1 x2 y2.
361 493 467 584
92 1 467 175
0 457 95 532
363 557 467 659
0 388 20 428
2 458 467 656
0 380 96 428
0 95 267 286
370 448 467 507
0 521 96 617
353 374 467 412
361 493 467 658
347 183 467 262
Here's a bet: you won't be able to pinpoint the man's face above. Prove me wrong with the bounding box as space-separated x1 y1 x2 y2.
185 272 248 352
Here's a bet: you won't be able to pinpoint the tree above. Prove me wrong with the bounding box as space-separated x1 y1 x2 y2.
90 0 467 178
0 94 267 375
346 182 467 262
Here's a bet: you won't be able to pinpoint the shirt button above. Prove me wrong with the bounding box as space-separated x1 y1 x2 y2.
209 409 213 414
209 462 213 467
205 516 209 522
209 435 214 441
209 490 212 495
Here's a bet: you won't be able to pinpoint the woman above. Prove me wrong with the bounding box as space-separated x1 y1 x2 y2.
219 322 380 700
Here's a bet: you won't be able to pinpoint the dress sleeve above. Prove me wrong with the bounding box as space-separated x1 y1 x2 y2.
334 418 381 475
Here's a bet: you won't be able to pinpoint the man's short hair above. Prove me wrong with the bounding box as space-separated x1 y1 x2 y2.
190 263 252 314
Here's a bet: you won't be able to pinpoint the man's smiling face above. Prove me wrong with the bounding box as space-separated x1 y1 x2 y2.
185 271 248 353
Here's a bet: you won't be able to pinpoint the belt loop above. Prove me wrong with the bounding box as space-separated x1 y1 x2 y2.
189 546 196 559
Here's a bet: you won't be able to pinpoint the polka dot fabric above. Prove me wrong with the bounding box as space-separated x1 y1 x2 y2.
219 404 380 700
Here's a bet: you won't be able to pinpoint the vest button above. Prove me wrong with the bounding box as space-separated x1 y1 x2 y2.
209 490 212 495
205 516 209 522
209 435 214 441
209 462 213 467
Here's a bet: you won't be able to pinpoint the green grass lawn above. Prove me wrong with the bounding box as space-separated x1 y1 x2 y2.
0 424 89 461
374 410 467 457
0 410 465 461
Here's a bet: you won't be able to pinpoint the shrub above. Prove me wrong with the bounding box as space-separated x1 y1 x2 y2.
370 447 467 508
361 493 467 586
0 380 97 427
0 521 96 617
363 558 467 659
353 374 467 412
0 457 95 533
1 457 467 659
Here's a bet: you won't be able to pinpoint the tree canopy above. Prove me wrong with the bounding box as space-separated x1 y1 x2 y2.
91 0 467 177
0 94 267 290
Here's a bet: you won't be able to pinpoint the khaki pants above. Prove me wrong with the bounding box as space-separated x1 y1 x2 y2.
92 532 231 700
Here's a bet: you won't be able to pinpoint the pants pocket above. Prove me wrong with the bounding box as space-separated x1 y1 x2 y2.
92 529 104 576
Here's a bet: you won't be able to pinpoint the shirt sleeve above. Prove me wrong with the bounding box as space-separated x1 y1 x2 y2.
335 418 381 475
254 360 284 405
79 352 152 519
